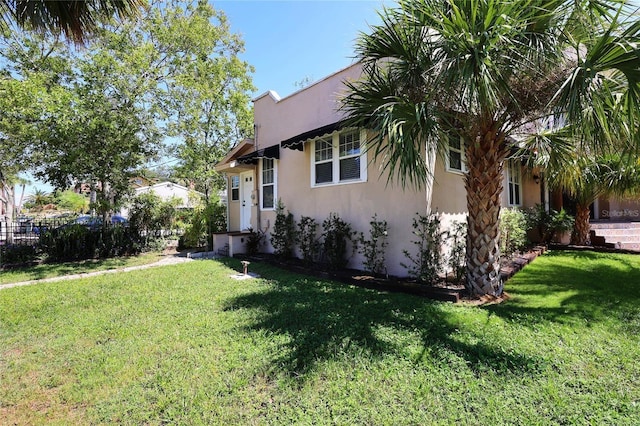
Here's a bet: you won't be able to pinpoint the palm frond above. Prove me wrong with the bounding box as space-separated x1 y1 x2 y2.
6 0 145 43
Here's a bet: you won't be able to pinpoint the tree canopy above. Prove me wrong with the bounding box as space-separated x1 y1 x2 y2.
0 0 254 216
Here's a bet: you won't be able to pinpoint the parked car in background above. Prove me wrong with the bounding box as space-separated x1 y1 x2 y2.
57 215 129 230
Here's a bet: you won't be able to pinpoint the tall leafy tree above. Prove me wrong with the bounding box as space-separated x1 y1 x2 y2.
161 1 254 202
83 0 254 204
342 0 640 296
1 1 254 218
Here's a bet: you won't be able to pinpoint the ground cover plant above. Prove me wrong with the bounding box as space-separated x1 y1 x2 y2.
1 251 639 424
0 252 163 285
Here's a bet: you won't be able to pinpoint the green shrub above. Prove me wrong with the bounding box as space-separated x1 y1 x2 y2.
39 224 139 262
499 207 528 258
0 244 39 266
525 205 575 244
297 216 319 265
179 201 226 250
245 228 265 255
270 199 296 258
446 220 467 284
322 213 355 269
358 215 388 275
402 212 446 285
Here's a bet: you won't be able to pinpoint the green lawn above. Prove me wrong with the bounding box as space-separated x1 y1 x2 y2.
1 251 639 424
0 252 164 285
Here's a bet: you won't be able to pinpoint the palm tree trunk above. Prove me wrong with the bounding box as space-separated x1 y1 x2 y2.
571 204 591 245
464 130 509 297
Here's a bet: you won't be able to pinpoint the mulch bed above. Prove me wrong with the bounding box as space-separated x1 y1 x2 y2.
241 246 548 304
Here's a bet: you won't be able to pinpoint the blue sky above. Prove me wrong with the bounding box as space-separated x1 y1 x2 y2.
23 0 389 196
216 0 388 98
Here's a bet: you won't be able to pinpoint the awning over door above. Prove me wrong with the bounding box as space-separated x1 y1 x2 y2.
236 144 280 164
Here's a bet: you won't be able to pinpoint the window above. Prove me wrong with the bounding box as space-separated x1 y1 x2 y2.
231 175 240 201
507 159 522 206
314 137 333 184
339 131 361 180
261 158 276 209
311 129 366 187
447 136 466 173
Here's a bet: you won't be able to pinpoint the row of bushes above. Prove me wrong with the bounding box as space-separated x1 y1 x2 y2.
0 192 227 266
247 200 467 285
247 201 575 286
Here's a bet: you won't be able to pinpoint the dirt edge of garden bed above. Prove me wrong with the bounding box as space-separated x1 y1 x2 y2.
240 245 549 305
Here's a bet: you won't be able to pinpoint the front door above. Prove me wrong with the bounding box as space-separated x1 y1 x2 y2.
240 171 253 230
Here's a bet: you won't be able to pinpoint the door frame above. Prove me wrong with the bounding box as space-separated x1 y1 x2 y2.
239 170 254 231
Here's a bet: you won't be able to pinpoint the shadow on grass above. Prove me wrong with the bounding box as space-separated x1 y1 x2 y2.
221 260 544 380
488 251 640 329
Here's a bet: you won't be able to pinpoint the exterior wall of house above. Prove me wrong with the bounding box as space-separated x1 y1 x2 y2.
431 158 467 214
599 197 640 221
500 162 542 210
260 141 428 276
223 62 546 276
521 174 540 209
253 63 363 151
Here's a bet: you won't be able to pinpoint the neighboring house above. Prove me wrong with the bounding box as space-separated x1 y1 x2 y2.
120 181 202 217
214 63 547 276
129 176 158 189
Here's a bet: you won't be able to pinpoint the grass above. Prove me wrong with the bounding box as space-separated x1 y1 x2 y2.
0 252 164 285
0 250 639 424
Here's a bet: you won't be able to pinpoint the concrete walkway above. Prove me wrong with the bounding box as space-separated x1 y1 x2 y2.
0 253 198 291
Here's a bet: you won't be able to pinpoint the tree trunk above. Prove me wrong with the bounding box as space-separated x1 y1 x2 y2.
571 204 591 245
464 129 509 297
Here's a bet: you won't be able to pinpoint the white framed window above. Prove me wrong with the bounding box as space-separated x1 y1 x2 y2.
311 129 367 187
230 175 240 201
261 158 276 210
446 136 466 173
507 159 522 206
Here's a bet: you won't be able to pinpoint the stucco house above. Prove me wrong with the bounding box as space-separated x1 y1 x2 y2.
214 63 549 276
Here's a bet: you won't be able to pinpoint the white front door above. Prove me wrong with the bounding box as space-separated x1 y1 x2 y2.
240 171 254 230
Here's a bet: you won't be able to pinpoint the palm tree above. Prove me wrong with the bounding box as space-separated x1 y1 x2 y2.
342 0 640 296
533 152 640 245
1 0 144 43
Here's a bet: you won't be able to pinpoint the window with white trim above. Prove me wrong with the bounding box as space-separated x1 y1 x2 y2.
230 175 240 201
447 136 466 173
314 137 333 184
261 158 276 209
507 159 522 206
312 129 367 186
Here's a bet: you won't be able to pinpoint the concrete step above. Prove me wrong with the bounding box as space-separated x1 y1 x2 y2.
590 221 640 251
610 242 640 250
590 222 640 229
590 231 640 241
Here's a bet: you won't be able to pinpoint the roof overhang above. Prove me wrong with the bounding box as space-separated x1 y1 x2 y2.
280 120 345 151
215 139 256 173
236 144 280 164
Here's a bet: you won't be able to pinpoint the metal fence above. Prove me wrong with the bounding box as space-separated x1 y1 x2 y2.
0 219 69 246
0 219 185 247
